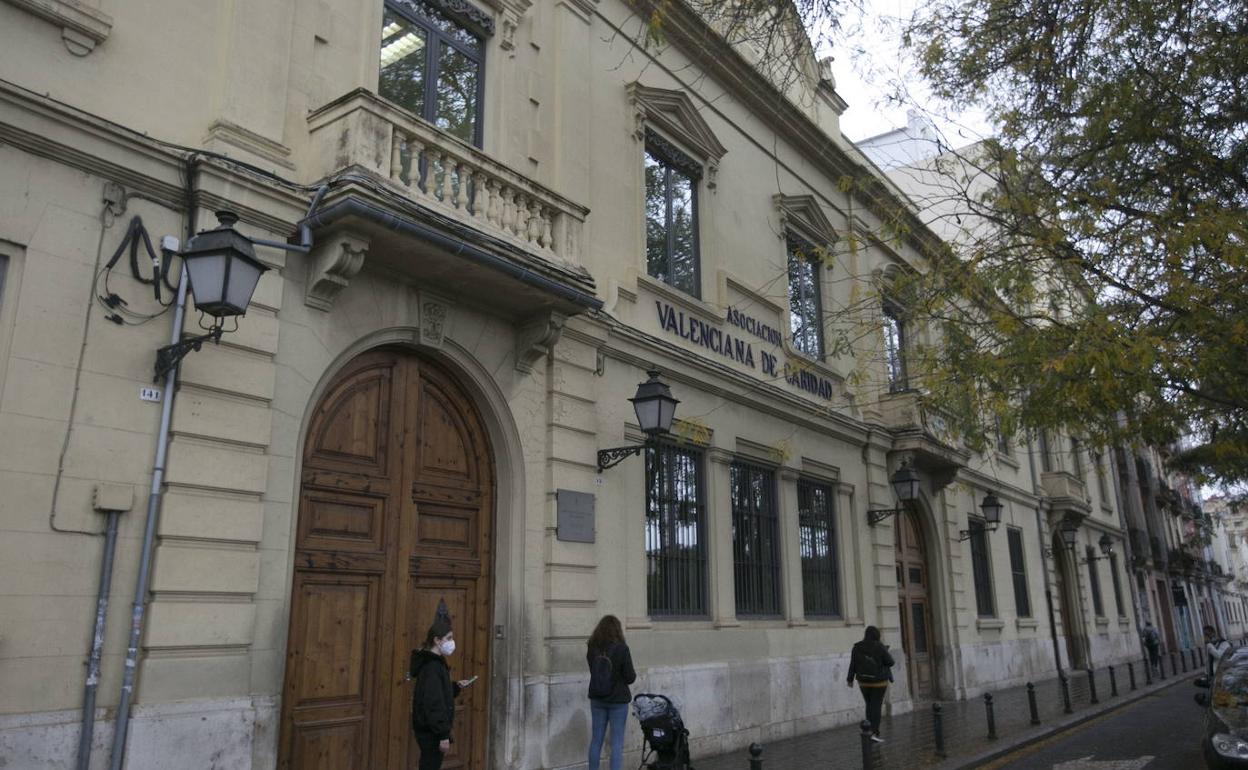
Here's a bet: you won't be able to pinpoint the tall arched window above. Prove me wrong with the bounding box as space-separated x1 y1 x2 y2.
883 304 907 392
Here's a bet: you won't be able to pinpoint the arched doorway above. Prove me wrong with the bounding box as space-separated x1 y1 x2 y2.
278 348 494 769
895 509 936 700
1052 534 1087 669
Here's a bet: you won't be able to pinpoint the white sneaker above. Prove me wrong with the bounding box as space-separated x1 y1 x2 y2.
870 735 885 743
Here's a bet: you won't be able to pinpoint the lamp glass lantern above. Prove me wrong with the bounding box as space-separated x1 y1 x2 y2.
1059 518 1080 548
1098 533 1114 557
180 211 268 318
631 370 679 438
891 464 921 504
980 492 1003 527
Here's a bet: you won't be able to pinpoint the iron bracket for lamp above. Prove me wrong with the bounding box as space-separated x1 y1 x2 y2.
597 445 645 472
1043 544 1077 558
1081 553 1111 564
154 326 223 381
958 523 999 542
867 507 906 526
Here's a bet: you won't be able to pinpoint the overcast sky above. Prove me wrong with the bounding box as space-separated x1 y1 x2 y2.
823 0 992 146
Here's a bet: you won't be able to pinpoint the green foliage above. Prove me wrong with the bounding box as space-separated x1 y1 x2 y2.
895 0 1248 484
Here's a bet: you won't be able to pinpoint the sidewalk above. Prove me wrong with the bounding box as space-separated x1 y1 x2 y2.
693 662 1196 770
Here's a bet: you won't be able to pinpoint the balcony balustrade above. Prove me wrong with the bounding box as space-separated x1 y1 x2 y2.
308 89 587 268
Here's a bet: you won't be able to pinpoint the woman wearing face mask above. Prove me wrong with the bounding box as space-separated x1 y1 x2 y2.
410 601 473 770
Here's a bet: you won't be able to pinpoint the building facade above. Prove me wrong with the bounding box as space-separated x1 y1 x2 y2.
0 1 1144 768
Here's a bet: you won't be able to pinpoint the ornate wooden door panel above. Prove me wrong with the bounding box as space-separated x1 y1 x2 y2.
895 510 935 700
280 350 493 770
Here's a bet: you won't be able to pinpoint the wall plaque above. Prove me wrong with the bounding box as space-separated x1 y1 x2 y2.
556 489 595 543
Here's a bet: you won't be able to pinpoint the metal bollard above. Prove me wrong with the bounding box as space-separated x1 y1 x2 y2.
1145 655 1153 685
1180 650 1188 673
1109 665 1118 697
1128 661 1137 691
1088 667 1099 705
860 720 875 770
1060 673 1073 714
984 692 997 740
748 743 763 770
1159 652 1167 680
933 703 947 758
1027 682 1040 725
1172 651 1179 675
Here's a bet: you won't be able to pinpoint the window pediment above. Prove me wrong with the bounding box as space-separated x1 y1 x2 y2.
774 194 837 246
628 82 727 185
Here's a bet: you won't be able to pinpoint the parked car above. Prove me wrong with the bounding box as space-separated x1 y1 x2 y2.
1195 648 1248 769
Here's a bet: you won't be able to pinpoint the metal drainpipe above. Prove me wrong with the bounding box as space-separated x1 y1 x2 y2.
1026 434 1064 675
76 509 120 770
108 263 188 770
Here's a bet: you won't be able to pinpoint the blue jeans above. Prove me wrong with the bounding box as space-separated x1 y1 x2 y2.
587 700 628 770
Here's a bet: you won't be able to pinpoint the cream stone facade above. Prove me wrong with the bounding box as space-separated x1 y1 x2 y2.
0 1 1144 769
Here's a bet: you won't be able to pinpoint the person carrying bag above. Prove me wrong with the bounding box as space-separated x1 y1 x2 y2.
846 625 895 743
586 615 637 770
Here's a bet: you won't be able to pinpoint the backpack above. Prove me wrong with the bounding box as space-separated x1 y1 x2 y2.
588 645 616 699
855 645 884 681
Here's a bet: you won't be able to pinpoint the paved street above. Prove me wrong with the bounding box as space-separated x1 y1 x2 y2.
979 676 1205 770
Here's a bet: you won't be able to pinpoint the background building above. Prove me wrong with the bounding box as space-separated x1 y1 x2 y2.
0 1 1151 768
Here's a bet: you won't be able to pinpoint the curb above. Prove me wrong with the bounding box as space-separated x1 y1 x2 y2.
947 672 1198 769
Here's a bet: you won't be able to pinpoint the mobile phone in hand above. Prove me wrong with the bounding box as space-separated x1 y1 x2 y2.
463 675 478 686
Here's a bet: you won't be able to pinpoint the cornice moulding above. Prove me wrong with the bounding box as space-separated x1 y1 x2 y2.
4 0 113 55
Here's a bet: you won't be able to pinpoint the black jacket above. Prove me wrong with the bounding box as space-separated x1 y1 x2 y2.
846 640 895 685
586 642 637 704
411 649 462 739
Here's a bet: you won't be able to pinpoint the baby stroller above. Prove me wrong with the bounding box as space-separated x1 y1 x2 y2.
632 693 693 770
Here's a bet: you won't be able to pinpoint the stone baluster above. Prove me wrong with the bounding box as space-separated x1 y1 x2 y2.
486 180 502 226
513 192 529 239
455 159 472 210
527 200 542 244
500 187 515 234
408 137 427 195
390 130 405 184
437 152 452 203
540 208 554 252
471 171 489 220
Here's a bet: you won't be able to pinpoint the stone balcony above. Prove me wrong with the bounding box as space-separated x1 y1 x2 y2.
308 89 587 269
301 89 599 333
876 390 970 492
1040 470 1092 520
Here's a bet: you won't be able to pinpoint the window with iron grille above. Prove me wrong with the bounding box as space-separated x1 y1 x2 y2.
1092 451 1110 499
798 478 839 617
730 461 781 617
644 131 700 297
1006 527 1031 617
645 443 708 617
1071 437 1085 478
995 416 1010 455
1087 546 1105 616
787 236 823 359
379 0 488 146
969 517 995 617
1109 553 1125 616
883 305 907 392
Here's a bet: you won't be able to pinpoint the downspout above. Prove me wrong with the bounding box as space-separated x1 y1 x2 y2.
75 511 120 770
108 154 199 770
1026 434 1064 674
108 264 188 770
1107 443 1148 660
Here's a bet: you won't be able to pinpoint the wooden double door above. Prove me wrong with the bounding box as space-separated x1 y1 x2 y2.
278 349 494 770
895 509 936 700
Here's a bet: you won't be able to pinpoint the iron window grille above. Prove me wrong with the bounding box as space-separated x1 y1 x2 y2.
379 0 488 147
1039 430 1054 473
1109 553 1125 616
787 236 824 359
1087 545 1105 616
644 129 701 298
883 304 907 392
1007 527 1032 617
969 517 995 617
645 442 709 618
1071 437 1085 479
730 460 782 617
798 478 840 618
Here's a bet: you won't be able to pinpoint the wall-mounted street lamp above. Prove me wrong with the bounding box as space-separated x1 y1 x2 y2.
597 371 680 471
154 211 269 380
1082 533 1115 563
957 493 1004 541
1044 517 1082 557
867 464 921 526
